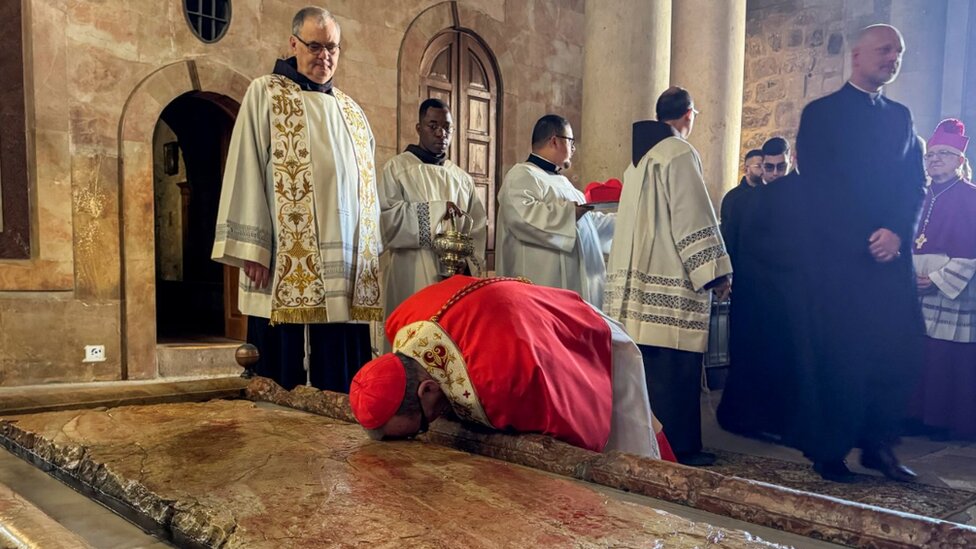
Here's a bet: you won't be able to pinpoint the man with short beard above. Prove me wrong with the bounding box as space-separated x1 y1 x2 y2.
795 24 926 482
496 115 615 308
720 149 763 266
377 98 487 317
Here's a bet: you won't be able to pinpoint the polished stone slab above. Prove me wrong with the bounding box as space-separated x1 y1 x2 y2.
0 376 247 416
0 478 94 548
0 400 789 548
246 377 976 549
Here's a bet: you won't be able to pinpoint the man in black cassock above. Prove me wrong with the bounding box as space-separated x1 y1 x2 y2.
717 138 800 442
720 149 764 266
795 24 925 482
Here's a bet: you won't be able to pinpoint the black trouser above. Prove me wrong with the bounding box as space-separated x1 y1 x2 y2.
246 317 372 393
638 344 704 456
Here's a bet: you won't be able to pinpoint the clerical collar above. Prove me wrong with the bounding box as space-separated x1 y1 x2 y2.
272 57 334 94
406 144 446 166
846 81 882 104
527 153 560 174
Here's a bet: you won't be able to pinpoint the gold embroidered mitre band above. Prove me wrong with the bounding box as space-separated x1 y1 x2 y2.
392 320 492 427
265 76 382 324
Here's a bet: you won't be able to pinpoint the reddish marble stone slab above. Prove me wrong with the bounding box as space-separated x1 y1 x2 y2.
245 377 976 549
0 400 788 548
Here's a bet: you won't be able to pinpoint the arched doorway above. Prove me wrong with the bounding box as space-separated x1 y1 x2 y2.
152 91 245 342
419 30 501 268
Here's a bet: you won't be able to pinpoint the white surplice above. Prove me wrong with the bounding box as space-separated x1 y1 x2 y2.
212 76 373 322
378 152 487 315
496 162 614 308
604 137 731 353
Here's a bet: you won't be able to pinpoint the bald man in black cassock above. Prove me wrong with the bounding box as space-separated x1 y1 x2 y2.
795 24 925 483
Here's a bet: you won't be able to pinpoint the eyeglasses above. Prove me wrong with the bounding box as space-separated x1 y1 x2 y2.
556 135 577 148
924 150 963 161
763 162 788 173
293 34 341 56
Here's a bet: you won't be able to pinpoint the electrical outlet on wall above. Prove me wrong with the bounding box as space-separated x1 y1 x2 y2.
83 345 106 363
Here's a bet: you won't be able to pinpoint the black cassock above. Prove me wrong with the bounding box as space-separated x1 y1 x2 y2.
718 172 814 443
794 83 925 462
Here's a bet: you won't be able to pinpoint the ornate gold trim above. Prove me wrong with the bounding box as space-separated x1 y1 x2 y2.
393 320 492 427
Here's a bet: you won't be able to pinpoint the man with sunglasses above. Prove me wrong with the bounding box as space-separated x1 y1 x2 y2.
495 115 615 308
213 7 379 393
348 275 669 460
759 137 793 184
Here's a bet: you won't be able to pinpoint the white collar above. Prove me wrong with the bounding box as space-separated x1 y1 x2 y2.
848 80 882 101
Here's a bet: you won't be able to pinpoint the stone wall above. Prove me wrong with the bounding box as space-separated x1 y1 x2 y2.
0 0 584 385
741 0 971 168
740 0 891 157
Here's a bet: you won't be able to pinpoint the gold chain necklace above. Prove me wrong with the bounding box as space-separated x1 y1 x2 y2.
915 179 961 249
431 276 531 322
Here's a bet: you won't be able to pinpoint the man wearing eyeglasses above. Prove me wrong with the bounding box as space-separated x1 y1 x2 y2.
495 114 615 308
213 7 380 393
604 87 731 467
794 24 925 483
377 98 488 317
910 119 976 442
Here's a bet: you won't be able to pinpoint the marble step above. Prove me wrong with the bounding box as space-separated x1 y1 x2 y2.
0 478 94 548
156 341 243 378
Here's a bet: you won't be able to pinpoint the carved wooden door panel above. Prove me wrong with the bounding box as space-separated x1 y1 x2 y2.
419 31 500 269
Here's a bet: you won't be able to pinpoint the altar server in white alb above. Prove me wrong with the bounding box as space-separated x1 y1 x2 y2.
211 7 380 392
604 87 731 467
378 98 487 315
495 115 615 308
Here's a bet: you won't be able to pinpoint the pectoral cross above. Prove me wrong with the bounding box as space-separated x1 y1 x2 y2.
915 233 927 249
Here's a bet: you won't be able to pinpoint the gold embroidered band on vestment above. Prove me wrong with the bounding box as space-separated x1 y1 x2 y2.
264 76 383 325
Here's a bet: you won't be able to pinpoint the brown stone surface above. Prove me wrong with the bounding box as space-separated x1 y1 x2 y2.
0 400 789 548
0 479 94 548
247 378 976 549
0 376 247 415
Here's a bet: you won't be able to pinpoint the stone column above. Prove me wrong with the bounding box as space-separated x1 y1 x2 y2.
886 0 949 141
579 0 672 184
669 0 746 205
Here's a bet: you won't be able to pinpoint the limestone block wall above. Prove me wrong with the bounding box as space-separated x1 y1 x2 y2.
741 0 969 168
740 0 890 157
0 0 584 385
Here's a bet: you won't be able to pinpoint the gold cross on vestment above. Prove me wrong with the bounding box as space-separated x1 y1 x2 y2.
915 233 927 249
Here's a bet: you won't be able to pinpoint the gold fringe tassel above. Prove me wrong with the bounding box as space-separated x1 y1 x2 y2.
350 306 384 322
269 307 331 326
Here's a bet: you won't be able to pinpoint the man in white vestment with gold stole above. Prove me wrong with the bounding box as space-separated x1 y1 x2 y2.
604 87 732 467
212 7 381 392
496 114 614 308
378 98 487 316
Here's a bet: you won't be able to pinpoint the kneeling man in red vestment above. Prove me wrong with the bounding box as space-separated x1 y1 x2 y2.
349 275 674 460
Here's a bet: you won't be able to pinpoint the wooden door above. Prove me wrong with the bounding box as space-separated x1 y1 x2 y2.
419 31 500 269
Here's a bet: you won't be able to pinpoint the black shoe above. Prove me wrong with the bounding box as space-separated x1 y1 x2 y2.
813 460 857 483
676 451 717 467
861 446 917 482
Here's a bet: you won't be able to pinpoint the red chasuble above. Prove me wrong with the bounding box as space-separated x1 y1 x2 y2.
386 275 614 452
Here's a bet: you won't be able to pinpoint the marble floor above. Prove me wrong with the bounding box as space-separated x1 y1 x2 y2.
0 398 834 548
701 388 976 525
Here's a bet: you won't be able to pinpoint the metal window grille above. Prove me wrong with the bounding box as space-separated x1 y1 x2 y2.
184 0 231 43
